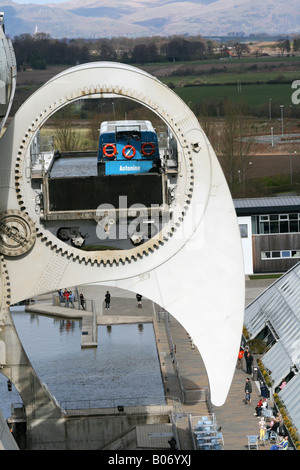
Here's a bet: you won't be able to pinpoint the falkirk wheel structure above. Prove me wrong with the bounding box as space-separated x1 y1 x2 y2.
0 30 245 450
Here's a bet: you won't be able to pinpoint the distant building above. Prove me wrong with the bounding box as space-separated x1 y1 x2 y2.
234 196 300 274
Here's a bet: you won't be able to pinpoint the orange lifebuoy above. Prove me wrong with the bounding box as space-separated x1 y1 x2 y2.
103 143 117 158
141 142 155 156
122 145 136 159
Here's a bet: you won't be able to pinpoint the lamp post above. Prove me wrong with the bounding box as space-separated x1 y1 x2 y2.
280 105 284 137
271 127 274 147
290 151 297 185
269 98 272 121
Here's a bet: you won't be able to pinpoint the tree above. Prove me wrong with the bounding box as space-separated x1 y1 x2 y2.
293 37 300 52
52 108 80 151
233 42 250 59
13 33 90 69
99 41 116 61
217 98 254 197
277 38 290 56
131 42 158 64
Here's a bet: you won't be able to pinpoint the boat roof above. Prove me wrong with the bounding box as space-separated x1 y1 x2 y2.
100 120 155 134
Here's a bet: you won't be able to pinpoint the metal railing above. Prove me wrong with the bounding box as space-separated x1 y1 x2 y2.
60 395 169 412
26 291 95 314
54 294 94 313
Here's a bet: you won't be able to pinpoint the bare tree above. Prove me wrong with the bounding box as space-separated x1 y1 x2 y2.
277 38 291 56
53 109 80 151
233 42 250 59
217 98 254 196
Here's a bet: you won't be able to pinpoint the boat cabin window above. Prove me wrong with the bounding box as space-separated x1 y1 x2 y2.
116 125 141 141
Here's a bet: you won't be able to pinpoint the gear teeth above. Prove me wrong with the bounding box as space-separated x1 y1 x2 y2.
12 79 197 267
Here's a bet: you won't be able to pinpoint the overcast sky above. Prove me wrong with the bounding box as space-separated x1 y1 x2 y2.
13 0 66 4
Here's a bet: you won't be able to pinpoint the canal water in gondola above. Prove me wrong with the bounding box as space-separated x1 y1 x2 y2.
0 307 165 420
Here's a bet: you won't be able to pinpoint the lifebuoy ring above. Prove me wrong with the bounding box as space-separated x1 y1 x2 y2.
141 142 155 156
103 143 117 158
122 145 136 159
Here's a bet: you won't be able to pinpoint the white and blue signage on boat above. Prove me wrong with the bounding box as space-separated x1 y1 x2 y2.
98 120 160 176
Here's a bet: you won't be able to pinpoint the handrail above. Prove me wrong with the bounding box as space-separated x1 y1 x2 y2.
61 395 171 411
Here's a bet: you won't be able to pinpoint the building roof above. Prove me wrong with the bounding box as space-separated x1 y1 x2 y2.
234 196 300 216
244 262 300 431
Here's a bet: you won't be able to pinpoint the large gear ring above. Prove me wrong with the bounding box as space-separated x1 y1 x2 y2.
0 210 36 257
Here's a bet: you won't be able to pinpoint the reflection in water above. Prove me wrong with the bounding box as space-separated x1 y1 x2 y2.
0 308 165 419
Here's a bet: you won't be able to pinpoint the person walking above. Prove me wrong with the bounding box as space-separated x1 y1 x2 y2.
244 377 252 404
136 293 142 308
105 291 111 310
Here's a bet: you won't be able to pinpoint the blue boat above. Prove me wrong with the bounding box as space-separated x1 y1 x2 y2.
98 120 161 175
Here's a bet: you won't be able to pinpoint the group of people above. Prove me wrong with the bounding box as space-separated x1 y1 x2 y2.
58 289 85 310
57 290 143 311
258 415 289 449
241 345 290 450
254 396 289 449
58 288 75 308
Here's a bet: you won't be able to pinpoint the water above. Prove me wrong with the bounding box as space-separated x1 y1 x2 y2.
0 308 165 419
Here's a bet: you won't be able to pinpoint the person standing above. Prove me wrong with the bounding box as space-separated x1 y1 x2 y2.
237 347 244 369
136 293 142 308
58 289 63 302
258 417 266 443
69 291 75 309
79 293 85 310
63 289 69 307
105 291 111 310
245 349 253 375
244 377 252 404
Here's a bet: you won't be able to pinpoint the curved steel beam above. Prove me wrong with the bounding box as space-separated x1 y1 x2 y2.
0 62 245 406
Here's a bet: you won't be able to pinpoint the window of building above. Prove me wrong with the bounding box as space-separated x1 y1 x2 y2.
254 213 300 235
261 250 300 260
239 224 248 238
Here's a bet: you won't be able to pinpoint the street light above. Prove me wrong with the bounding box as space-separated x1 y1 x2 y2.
290 150 297 185
269 98 272 121
271 127 274 147
280 105 284 136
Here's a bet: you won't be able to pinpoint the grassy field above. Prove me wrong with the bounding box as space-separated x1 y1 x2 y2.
161 70 300 86
173 82 294 107
12 56 300 115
